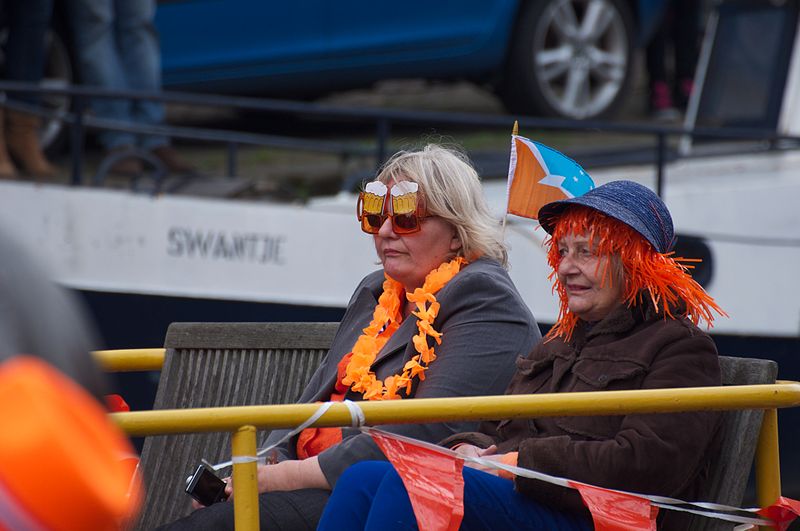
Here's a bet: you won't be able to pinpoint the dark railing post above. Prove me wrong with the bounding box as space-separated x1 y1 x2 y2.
227 142 238 178
70 96 86 186
376 118 390 170
655 132 666 197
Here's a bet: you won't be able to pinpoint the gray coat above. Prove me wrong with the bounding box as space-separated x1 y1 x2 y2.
264 257 540 486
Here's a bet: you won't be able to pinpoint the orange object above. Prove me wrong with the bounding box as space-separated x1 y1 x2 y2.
371 430 465 531
105 394 131 412
0 356 142 531
571 481 658 531
296 426 344 460
507 136 567 219
757 496 800 531
298 258 466 456
342 257 465 400
497 452 518 480
296 354 353 458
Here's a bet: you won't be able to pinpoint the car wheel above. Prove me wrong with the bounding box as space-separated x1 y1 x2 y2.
499 0 635 120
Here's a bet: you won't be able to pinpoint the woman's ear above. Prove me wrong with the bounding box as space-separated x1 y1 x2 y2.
449 228 462 253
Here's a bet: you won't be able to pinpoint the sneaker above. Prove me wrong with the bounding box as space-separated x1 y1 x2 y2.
675 78 694 110
649 81 680 121
150 146 196 175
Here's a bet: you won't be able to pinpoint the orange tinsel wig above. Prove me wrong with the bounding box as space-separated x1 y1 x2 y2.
545 206 726 341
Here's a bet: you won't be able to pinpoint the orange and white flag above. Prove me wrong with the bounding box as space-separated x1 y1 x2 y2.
506 135 595 220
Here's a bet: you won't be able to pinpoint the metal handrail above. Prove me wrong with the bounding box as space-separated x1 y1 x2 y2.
93 348 165 372
112 383 800 436
3 80 800 194
111 382 800 530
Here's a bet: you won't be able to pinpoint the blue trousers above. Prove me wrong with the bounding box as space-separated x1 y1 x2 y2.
318 461 592 530
3 0 54 104
67 0 167 150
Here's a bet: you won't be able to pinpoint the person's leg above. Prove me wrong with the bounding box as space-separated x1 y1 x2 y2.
318 461 396 531
154 488 330 531
354 465 591 531
672 0 701 108
645 5 680 120
4 0 54 104
459 467 591 531
67 0 135 150
113 0 168 150
3 0 57 177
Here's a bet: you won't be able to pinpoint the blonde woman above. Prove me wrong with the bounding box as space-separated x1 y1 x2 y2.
159 145 539 530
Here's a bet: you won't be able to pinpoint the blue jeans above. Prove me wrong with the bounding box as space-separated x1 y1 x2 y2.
318 461 592 530
68 0 167 150
3 0 54 104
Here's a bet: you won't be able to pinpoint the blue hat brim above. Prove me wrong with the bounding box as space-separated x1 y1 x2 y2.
537 181 674 253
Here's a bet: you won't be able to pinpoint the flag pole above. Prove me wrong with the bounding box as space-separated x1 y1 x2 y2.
502 120 519 233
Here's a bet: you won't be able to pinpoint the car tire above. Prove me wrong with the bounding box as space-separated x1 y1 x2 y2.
498 0 635 120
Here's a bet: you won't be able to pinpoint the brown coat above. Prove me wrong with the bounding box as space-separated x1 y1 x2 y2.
444 300 722 529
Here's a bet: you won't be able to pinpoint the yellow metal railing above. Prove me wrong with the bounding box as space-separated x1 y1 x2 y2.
109 381 800 531
93 348 165 372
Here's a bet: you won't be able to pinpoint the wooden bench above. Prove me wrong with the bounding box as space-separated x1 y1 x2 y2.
133 322 779 530
135 322 338 530
687 355 778 530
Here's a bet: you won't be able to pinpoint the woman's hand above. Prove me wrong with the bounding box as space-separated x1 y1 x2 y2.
464 452 507 475
452 444 511 476
224 457 330 499
452 443 497 459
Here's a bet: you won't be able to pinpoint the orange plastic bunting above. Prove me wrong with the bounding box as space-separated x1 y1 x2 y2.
571 481 658 531
105 394 131 412
371 430 464 531
757 496 800 531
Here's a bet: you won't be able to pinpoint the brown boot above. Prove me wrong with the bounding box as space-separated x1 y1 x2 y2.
0 109 19 179
6 109 57 178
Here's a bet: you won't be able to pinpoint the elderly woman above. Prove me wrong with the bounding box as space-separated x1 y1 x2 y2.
158 144 539 530
318 180 725 530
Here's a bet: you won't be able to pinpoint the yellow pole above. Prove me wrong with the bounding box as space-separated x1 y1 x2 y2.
112 382 800 437
93 348 165 372
756 408 781 509
231 426 259 531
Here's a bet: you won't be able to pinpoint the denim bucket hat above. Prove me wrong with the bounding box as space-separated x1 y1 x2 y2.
537 180 675 253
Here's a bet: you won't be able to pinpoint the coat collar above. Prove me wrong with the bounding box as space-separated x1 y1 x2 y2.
572 294 677 347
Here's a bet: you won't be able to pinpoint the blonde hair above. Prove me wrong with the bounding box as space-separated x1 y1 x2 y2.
375 144 507 266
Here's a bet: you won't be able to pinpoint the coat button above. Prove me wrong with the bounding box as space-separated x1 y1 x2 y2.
597 374 608 383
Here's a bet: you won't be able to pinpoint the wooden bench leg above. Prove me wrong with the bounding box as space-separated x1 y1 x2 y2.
232 425 259 531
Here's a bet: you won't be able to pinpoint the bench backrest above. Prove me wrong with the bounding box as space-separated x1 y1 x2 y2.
135 322 338 530
686 355 779 531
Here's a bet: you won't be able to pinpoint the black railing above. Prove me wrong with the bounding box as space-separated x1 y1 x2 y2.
2 80 799 195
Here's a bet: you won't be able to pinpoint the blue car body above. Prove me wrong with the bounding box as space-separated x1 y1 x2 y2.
155 0 665 99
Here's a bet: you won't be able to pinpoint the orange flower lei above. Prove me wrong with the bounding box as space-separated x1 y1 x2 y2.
342 256 466 400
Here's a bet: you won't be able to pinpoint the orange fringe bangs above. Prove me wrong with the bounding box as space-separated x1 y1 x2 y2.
545 206 726 341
